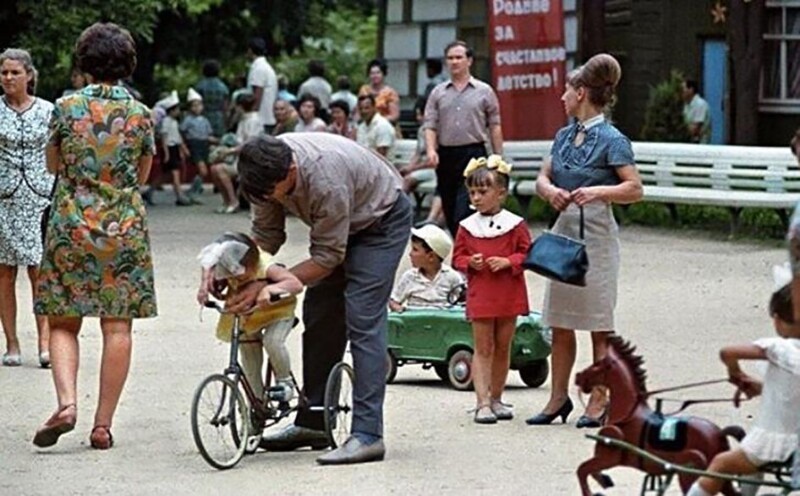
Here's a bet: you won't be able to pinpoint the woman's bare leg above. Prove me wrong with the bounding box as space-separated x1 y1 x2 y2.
93 318 132 428
27 265 49 355
0 264 19 356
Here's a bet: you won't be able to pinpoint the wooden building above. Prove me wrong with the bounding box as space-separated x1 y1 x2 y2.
378 0 799 146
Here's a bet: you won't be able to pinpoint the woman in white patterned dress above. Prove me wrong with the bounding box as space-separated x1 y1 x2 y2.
0 49 54 367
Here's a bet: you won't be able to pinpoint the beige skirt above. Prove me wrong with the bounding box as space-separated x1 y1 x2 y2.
541 202 619 331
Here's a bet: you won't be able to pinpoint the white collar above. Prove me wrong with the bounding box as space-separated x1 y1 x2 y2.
459 210 523 238
579 114 605 131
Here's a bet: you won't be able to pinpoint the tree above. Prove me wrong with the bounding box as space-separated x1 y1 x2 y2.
728 0 764 145
7 0 222 99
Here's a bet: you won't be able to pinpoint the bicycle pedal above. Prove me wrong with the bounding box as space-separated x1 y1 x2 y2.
245 435 261 453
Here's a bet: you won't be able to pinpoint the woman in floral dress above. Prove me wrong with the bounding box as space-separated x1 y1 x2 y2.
33 22 156 451
0 49 54 368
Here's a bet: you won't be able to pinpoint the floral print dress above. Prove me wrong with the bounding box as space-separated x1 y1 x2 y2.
35 84 157 318
0 97 54 266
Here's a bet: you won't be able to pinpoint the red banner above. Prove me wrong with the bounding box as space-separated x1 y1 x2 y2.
488 0 567 139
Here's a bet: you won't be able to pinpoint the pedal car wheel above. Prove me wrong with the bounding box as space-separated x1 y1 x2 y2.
519 359 549 388
191 374 250 470
385 351 398 384
447 350 473 390
433 364 448 382
324 362 354 449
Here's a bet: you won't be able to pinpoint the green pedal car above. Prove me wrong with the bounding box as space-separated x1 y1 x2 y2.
386 304 552 390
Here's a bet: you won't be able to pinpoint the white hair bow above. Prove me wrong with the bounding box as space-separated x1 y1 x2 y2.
197 240 250 279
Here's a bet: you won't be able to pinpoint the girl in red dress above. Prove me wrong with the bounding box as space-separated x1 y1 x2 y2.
452 155 532 424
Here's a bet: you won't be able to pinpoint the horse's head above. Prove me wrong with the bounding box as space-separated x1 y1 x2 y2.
575 352 615 393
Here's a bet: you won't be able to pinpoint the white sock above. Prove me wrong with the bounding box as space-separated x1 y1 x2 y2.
686 482 712 496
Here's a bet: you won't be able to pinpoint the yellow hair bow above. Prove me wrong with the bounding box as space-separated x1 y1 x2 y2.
463 154 512 177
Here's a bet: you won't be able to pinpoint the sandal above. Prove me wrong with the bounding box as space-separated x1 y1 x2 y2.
2 352 21 367
90 425 114 450
39 352 50 369
33 404 77 447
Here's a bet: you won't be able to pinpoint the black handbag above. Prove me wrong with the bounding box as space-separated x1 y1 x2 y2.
523 206 589 286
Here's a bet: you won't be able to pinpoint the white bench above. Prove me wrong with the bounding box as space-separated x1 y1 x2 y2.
391 139 800 232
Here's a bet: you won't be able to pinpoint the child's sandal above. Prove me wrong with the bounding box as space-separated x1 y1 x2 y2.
90 426 114 450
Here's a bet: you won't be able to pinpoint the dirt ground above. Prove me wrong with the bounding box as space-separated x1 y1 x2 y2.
1 192 792 495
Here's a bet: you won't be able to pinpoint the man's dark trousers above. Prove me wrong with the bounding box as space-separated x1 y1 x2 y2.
294 194 412 438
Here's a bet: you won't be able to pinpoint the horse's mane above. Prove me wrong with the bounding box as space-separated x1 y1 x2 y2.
609 335 648 393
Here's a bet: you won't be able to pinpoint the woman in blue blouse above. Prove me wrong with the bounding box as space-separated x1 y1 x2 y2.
526 54 643 428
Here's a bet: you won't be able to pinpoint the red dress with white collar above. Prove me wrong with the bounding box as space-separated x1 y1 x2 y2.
452 209 532 320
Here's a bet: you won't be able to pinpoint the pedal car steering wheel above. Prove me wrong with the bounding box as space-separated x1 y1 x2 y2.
447 283 467 306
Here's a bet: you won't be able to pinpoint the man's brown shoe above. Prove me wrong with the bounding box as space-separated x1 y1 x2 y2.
316 437 385 465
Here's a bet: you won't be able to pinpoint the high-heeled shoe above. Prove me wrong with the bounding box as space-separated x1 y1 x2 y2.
575 408 608 429
525 398 573 425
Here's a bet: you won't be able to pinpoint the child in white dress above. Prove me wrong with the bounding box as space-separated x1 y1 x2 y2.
688 270 800 495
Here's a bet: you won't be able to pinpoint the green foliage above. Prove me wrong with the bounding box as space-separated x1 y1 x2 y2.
273 7 377 90
640 70 692 142
11 0 223 100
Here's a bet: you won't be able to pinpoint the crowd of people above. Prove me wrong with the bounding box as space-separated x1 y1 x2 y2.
0 20 797 493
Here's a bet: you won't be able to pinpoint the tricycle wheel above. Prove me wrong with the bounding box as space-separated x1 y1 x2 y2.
519 359 549 388
433 364 448 382
447 350 473 390
385 351 397 384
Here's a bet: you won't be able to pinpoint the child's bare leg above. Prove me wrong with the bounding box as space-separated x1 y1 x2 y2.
196 161 209 179
261 319 293 381
471 319 494 408
692 449 758 495
489 317 515 401
238 339 264 398
171 169 183 200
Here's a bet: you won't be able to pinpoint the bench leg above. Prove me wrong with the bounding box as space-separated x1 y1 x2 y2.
777 208 790 231
666 203 680 225
412 191 428 221
728 207 742 236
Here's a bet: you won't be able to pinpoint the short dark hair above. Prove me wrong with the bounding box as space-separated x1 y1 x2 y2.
770 283 794 324
236 91 256 112
367 58 388 76
75 22 137 82
308 59 325 77
444 40 473 59
202 59 220 78
298 93 321 113
336 75 351 90
426 58 443 74
329 99 350 116
410 235 434 255
684 79 700 93
238 135 294 200
248 37 267 56
358 93 376 106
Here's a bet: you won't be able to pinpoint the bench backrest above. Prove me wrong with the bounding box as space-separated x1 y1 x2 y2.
391 139 800 193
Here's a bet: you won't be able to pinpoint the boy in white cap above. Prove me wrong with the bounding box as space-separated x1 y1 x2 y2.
390 224 463 311
181 88 215 202
159 90 193 206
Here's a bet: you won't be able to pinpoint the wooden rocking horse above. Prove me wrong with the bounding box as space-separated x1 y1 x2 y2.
574 335 744 495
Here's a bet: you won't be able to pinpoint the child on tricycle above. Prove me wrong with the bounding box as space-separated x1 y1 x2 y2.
196 232 303 419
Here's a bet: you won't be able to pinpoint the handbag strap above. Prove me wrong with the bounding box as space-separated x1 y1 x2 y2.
579 206 585 240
